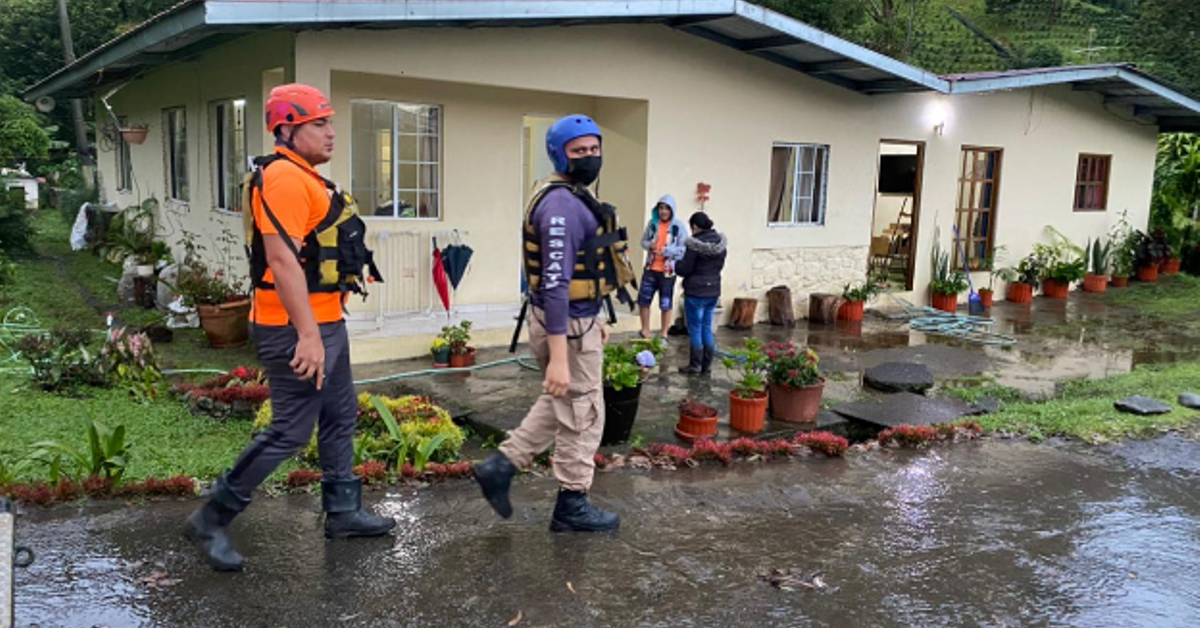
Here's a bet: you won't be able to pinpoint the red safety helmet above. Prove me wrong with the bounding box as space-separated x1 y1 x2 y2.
265 84 334 133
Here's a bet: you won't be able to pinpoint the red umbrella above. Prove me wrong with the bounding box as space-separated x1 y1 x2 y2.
432 238 451 316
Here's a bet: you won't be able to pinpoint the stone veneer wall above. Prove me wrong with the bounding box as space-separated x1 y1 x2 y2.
748 246 869 320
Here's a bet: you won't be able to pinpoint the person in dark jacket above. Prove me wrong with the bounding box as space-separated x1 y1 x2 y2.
674 212 727 374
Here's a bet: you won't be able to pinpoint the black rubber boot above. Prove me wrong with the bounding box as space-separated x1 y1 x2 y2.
700 345 716 375
322 478 397 539
184 477 246 572
473 452 517 518
678 345 703 375
550 489 620 532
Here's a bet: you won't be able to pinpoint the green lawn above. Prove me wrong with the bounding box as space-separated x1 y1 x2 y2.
961 362 1200 441
0 374 283 482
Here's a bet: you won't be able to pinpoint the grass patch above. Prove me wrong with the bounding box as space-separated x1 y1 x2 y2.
976 362 1200 441
1103 274 1200 320
0 374 288 483
939 375 1025 405
0 209 257 370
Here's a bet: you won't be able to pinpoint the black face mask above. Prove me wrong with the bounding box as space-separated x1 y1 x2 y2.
568 156 602 186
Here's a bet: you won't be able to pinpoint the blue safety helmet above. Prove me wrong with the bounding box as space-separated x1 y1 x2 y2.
546 114 602 175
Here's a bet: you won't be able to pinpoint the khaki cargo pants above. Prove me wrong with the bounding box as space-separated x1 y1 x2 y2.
500 309 605 492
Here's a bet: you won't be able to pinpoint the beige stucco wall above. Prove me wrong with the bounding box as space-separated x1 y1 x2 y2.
94 31 294 274
867 88 1156 304
91 22 1158 361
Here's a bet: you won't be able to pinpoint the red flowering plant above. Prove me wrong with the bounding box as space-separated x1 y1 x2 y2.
173 365 269 419
763 341 821 390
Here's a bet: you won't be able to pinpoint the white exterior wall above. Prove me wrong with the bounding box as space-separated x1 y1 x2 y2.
94 32 294 272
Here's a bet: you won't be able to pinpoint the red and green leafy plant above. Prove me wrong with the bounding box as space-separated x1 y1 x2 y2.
174 366 269 418
354 460 389 485
96 327 162 403
286 468 324 488
764 341 821 389
794 431 850 457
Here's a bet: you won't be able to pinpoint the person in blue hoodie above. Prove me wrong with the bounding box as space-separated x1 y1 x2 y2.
638 195 688 342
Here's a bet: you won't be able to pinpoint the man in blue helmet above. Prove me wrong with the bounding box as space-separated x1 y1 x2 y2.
473 114 622 532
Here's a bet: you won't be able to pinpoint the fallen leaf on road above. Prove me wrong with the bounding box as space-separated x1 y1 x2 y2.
566 581 576 594
508 610 523 626
338 613 362 622
761 568 828 592
139 571 181 589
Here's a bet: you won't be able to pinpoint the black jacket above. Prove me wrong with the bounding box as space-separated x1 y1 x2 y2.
674 229 727 299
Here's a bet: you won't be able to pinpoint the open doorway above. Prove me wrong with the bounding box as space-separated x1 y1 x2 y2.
869 141 924 291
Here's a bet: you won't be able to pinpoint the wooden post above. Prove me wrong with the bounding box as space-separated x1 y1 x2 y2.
766 286 796 328
808 293 845 325
728 298 758 330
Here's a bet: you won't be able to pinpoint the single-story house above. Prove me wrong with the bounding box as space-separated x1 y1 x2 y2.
25 0 1200 362
2 167 39 210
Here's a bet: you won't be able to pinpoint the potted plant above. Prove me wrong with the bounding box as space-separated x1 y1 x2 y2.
764 341 824 424
839 273 883 322
676 399 719 442
171 261 251 348
1033 236 1085 299
600 338 661 446
120 124 149 145
430 338 451 368
1133 230 1167 282
1082 237 1111 293
976 246 1006 309
722 337 769 433
998 252 1040 304
439 321 475 368
929 237 967 313
1163 228 1184 274
1109 215 1136 287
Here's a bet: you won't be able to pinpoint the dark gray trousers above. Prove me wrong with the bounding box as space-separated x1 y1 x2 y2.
222 321 357 508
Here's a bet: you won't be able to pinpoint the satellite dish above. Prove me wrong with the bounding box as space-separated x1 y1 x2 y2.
34 96 55 113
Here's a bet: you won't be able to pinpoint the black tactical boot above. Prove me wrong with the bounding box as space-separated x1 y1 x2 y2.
473 452 517 518
549 489 620 532
184 477 246 572
700 345 716 375
322 478 397 539
678 345 703 375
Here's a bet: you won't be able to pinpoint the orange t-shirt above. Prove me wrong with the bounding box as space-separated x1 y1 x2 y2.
649 221 670 273
250 147 344 326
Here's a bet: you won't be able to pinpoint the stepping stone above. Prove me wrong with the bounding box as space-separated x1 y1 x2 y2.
1114 395 1172 416
863 362 935 394
831 392 976 428
971 396 1002 415
1179 393 1200 410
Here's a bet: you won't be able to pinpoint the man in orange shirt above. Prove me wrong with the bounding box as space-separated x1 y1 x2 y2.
185 84 394 572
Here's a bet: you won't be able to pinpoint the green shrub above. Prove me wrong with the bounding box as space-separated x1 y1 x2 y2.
0 188 35 258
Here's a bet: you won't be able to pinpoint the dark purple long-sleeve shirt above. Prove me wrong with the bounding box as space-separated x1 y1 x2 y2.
529 187 602 335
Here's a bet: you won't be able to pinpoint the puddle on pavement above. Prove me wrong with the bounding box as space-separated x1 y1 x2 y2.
13 440 1200 627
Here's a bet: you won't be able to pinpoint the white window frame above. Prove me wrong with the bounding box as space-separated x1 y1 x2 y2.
162 107 188 202
210 98 248 213
350 98 443 220
769 142 829 227
115 116 133 192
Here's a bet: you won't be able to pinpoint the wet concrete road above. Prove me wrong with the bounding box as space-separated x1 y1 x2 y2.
14 439 1200 628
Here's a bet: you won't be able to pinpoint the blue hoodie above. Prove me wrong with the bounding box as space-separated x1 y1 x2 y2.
640 194 689 268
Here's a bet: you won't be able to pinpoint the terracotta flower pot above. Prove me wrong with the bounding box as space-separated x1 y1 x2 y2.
1163 257 1183 274
1006 282 1033 304
729 390 768 434
197 298 251 348
769 379 825 424
1110 276 1129 288
449 347 477 369
1041 279 1069 299
978 289 994 309
1082 274 1108 294
677 401 719 441
930 292 958 313
120 127 148 145
1138 265 1159 282
838 300 865 322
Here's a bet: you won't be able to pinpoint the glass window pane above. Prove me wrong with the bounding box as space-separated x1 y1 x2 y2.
398 163 418 190
799 146 815 172
397 190 418 218
419 192 439 219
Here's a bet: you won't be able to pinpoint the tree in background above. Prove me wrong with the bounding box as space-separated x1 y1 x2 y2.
1132 0 1200 98
0 96 51 165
